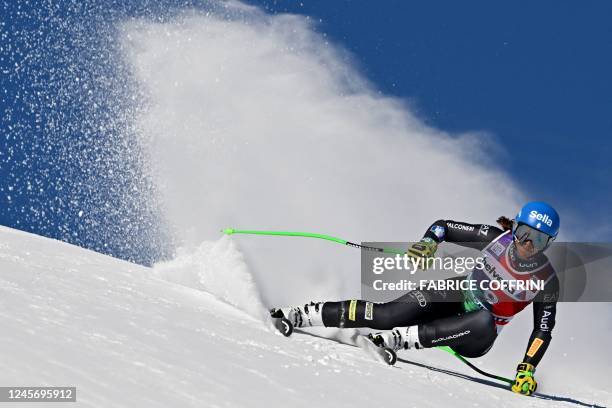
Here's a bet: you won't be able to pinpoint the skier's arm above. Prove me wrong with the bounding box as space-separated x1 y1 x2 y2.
522 276 559 367
422 219 505 250
512 275 558 396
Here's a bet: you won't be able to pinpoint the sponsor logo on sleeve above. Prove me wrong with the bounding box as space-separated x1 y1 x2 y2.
526 338 544 357
364 302 374 320
478 225 490 237
348 300 357 321
540 310 552 331
430 225 446 239
447 223 475 232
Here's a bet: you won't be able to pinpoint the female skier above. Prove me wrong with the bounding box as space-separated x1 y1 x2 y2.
273 201 560 396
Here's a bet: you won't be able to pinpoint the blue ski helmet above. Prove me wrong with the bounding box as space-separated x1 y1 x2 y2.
515 201 560 238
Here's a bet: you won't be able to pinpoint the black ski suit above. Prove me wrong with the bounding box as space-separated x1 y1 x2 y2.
321 219 559 365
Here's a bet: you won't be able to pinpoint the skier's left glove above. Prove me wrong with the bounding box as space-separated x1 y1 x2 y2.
511 362 537 396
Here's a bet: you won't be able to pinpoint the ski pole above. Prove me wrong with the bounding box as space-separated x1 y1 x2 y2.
436 346 514 384
222 228 406 255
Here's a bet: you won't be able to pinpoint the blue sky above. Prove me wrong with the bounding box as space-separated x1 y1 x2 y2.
249 1 612 239
1 1 611 265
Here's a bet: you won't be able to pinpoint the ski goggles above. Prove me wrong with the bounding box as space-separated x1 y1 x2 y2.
512 221 555 252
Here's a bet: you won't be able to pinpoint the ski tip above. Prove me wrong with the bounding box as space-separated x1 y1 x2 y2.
383 348 397 366
276 317 293 337
359 335 397 366
222 228 235 235
270 309 294 337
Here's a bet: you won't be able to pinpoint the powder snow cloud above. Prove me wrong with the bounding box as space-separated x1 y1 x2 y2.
121 3 525 303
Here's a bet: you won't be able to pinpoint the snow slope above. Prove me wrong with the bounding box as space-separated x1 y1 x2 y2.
0 226 609 407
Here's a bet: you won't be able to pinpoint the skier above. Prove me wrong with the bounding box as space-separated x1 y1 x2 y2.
273 201 560 396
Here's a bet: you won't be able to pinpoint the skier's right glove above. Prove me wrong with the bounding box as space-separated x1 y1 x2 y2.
406 238 438 270
511 362 537 396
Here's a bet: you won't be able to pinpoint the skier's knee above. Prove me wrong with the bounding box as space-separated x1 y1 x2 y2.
418 310 496 356
453 311 497 357
453 336 495 358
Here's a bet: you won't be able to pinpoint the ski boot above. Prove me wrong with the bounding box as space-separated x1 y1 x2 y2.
270 302 325 337
369 326 422 351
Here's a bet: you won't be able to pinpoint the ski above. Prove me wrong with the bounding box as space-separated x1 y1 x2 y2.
270 308 293 337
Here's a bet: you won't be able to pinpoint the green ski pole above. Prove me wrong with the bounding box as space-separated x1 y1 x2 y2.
222 228 405 255
436 346 514 385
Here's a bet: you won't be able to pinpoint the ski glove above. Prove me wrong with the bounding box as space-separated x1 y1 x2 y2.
511 362 537 396
406 238 438 270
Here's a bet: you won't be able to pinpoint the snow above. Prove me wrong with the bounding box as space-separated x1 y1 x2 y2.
0 225 608 407
2 2 610 407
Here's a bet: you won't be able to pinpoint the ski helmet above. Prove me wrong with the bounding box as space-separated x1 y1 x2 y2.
513 201 560 252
